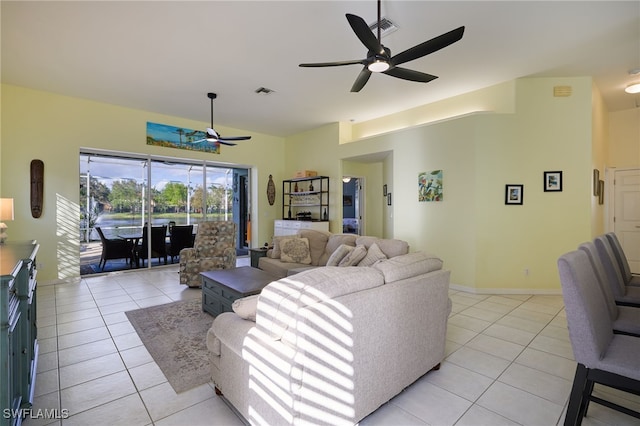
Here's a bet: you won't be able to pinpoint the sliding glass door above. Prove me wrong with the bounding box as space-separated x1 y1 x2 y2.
80 151 249 274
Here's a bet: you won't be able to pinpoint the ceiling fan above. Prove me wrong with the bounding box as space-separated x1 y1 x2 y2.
299 0 465 92
193 92 251 146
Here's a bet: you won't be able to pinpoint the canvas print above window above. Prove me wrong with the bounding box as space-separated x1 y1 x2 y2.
146 122 220 154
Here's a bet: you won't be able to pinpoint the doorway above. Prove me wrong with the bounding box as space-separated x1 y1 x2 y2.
611 168 640 273
342 177 363 235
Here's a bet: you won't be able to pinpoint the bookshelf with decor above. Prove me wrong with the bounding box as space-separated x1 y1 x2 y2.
277 176 329 236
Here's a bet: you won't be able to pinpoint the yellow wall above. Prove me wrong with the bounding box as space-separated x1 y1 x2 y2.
2 77 635 291
1 84 286 282
608 108 640 168
322 77 597 292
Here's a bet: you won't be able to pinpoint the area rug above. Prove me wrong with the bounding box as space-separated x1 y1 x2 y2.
125 298 214 393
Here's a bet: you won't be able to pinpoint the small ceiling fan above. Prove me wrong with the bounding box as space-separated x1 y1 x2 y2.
299 0 465 92
193 92 251 146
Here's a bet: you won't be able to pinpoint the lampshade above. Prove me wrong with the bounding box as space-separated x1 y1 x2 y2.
342 177 352 183
625 82 640 94
0 198 14 221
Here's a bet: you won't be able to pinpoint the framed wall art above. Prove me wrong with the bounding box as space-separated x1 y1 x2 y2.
418 170 443 202
505 184 524 205
383 184 387 196
146 121 220 154
598 180 604 205
593 169 600 196
544 171 562 192
387 193 392 206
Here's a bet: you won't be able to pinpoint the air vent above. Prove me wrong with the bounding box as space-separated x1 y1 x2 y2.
255 87 274 95
553 86 572 97
368 17 398 38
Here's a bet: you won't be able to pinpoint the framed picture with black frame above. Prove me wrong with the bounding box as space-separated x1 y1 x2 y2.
505 184 524 205
544 171 563 192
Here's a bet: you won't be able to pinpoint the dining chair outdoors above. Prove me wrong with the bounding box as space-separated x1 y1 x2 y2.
95 226 133 270
136 225 168 267
168 224 194 263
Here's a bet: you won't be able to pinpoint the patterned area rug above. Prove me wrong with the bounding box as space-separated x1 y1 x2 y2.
125 298 214 393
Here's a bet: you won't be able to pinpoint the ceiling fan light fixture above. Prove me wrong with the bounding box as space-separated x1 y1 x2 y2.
368 59 390 72
624 82 640 94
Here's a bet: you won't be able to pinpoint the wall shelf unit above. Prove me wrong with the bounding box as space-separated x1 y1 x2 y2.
282 176 329 223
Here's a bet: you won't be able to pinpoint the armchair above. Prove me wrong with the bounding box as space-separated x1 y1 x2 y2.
179 221 237 288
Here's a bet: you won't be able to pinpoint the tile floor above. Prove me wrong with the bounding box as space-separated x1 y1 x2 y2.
25 260 640 426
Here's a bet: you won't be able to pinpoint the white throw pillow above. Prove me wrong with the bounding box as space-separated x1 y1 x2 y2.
326 244 353 266
232 294 259 322
357 242 387 267
339 244 368 266
280 237 312 264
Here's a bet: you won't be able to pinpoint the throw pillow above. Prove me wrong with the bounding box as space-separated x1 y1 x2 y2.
271 235 299 259
357 242 387 267
326 243 354 266
280 237 312 264
232 294 259 322
339 244 368 266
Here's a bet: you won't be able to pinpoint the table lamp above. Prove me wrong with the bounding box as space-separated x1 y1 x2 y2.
0 198 15 244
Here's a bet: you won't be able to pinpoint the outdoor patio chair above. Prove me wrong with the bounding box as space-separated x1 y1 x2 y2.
167 224 194 263
95 226 133 270
179 221 236 287
136 225 168 267
557 250 640 425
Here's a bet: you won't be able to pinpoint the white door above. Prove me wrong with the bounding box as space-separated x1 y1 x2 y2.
613 169 640 273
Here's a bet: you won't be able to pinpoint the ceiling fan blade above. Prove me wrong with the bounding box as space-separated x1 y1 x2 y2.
346 13 383 55
218 135 251 141
216 140 238 146
391 26 465 66
383 67 438 83
192 138 206 144
299 59 366 68
351 67 372 92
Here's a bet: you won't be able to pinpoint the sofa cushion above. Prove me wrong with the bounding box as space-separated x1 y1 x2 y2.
298 229 331 266
373 252 443 283
356 236 409 258
339 244 367 266
280 237 312 264
256 267 385 340
232 294 259 322
326 244 353 266
357 242 387 267
319 234 358 265
270 235 299 259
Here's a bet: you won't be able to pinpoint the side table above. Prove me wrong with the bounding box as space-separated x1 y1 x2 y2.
248 247 268 268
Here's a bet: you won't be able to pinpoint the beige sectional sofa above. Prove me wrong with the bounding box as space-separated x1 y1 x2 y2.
258 229 410 278
206 247 451 425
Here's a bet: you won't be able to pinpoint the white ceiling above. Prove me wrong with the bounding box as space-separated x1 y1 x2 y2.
2 1 639 138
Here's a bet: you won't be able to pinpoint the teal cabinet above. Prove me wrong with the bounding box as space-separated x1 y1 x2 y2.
1 241 39 426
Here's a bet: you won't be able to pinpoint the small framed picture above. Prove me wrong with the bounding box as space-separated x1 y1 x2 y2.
383 184 387 196
387 193 392 206
544 171 562 192
505 184 524 205
593 169 600 196
598 180 604 205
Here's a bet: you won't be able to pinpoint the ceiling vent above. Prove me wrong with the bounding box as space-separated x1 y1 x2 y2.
553 86 572 97
368 17 398 38
255 87 274 95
